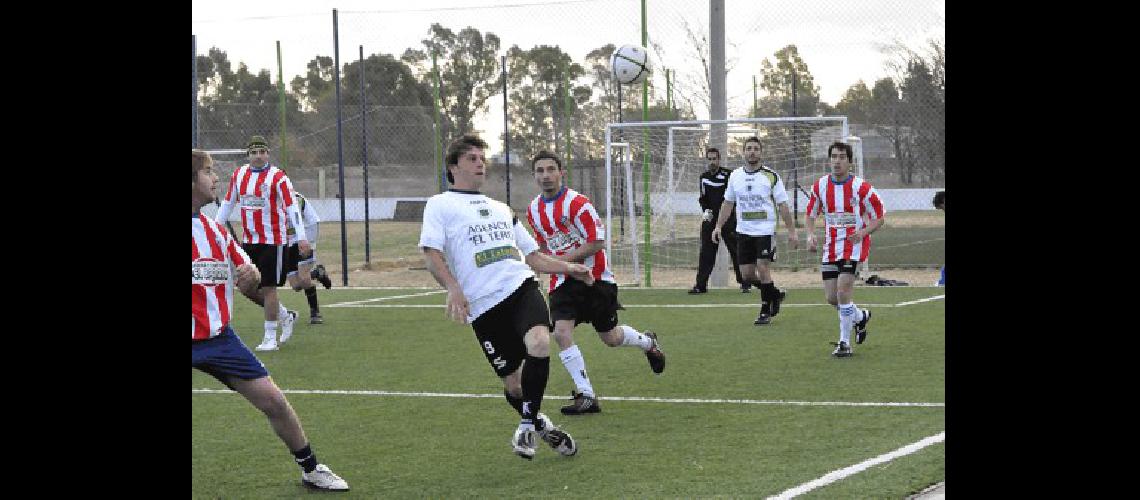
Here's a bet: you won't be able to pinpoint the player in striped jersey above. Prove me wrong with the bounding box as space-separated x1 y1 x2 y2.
711 136 798 326
804 142 886 357
284 190 326 326
527 151 666 416
192 150 349 491
421 135 586 460
214 136 308 352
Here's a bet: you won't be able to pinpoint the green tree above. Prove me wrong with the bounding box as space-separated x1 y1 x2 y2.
402 24 502 147
505 44 591 159
290 56 334 112
754 45 823 118
835 80 873 125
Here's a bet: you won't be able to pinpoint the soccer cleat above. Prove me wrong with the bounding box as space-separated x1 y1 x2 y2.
644 331 666 374
312 264 333 289
279 310 298 344
687 286 707 294
254 337 278 351
854 309 871 344
832 341 852 357
560 390 601 415
753 313 771 325
309 313 324 325
511 426 537 460
770 288 787 317
301 463 350 491
741 284 751 293
536 413 578 456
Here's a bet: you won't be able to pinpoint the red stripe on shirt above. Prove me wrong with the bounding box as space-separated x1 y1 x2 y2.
236 167 254 243
841 179 854 260
200 217 231 328
191 233 210 339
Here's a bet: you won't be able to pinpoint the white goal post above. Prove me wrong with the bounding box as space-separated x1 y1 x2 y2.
604 117 864 287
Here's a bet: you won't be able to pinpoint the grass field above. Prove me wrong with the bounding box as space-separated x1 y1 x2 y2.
192 286 945 498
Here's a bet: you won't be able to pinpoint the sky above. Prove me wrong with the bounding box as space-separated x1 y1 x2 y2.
192 0 944 154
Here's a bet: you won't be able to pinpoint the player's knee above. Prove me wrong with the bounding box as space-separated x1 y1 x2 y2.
826 295 839 307
524 327 550 357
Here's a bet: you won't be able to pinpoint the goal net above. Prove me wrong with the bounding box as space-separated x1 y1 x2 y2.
603 117 864 287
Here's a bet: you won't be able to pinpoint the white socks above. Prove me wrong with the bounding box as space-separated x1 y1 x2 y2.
279 303 290 320
838 303 859 344
264 320 278 339
559 345 594 397
618 325 653 351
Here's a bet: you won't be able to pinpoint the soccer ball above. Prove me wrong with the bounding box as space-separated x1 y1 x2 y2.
611 44 651 85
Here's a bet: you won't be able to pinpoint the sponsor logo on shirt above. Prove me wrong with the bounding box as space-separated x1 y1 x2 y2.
192 258 229 286
474 245 521 267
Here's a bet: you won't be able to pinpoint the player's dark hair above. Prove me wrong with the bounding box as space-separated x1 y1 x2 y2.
743 136 762 150
933 190 945 209
445 134 488 184
192 149 212 182
705 147 720 158
828 141 853 162
531 150 562 171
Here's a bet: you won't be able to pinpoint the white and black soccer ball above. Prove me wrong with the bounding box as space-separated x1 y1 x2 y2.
611 44 651 85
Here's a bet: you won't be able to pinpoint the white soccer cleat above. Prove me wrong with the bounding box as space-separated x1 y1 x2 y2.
536 413 578 456
254 337 278 351
511 426 537 460
301 463 349 491
279 310 298 344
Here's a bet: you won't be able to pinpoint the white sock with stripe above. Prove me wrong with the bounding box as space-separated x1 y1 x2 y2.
618 325 653 351
264 321 278 340
558 345 594 397
838 303 857 345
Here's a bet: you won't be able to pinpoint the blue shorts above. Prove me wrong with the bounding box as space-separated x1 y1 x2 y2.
192 325 269 387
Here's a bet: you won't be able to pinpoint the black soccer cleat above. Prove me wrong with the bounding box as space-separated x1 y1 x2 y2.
769 288 787 317
854 309 871 344
741 284 751 293
831 341 852 357
311 264 333 289
644 331 666 374
753 313 771 325
687 286 707 295
560 390 601 415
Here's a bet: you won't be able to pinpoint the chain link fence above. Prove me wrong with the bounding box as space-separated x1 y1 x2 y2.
193 0 944 286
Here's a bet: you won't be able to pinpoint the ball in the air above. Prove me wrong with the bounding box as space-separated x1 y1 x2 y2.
611 44 651 85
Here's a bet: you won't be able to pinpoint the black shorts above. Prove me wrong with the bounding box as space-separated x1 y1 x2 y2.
548 278 623 333
471 279 552 378
242 243 288 288
737 234 777 264
284 244 300 276
821 260 860 280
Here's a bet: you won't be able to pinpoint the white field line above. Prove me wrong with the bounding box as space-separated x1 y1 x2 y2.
323 290 446 307
768 431 946 499
327 303 901 309
895 295 945 307
191 388 943 408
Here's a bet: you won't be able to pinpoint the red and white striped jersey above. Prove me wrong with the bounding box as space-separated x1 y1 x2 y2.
220 164 298 245
805 175 885 263
193 213 251 340
526 187 614 292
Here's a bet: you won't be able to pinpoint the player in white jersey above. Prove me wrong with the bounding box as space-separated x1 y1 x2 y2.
214 136 307 351
805 141 886 357
420 134 589 460
192 150 349 491
283 191 327 327
526 151 666 415
711 136 798 325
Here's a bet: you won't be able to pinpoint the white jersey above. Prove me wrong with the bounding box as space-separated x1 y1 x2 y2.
286 192 320 246
419 189 540 322
723 164 789 236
